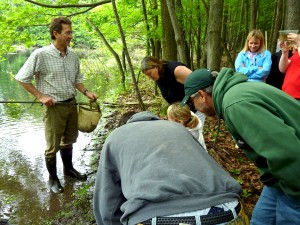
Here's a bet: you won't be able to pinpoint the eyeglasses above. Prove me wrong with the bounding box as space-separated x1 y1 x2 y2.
187 92 198 110
190 92 198 99
190 92 199 103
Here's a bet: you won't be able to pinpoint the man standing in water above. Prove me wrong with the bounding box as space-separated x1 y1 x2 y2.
15 17 97 194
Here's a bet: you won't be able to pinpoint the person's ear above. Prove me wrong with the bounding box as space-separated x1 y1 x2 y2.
198 90 207 102
53 31 59 39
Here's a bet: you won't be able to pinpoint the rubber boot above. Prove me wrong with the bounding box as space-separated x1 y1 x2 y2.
45 157 64 193
60 147 87 180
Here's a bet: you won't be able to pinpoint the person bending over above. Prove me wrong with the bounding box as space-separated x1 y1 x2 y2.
93 111 248 225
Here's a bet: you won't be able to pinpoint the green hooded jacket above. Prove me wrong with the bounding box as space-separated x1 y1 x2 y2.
212 67 300 199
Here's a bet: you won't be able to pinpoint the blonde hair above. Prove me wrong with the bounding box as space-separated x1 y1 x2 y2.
242 30 266 53
167 102 199 129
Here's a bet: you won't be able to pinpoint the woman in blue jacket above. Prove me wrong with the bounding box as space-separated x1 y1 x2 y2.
235 30 272 82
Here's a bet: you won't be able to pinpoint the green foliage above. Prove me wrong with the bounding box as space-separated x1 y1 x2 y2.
3 195 16 205
3 102 22 119
237 156 244 163
72 183 92 207
76 48 123 101
241 189 252 198
236 178 243 185
229 168 241 176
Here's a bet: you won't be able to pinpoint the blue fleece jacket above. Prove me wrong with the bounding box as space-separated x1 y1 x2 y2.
235 50 272 81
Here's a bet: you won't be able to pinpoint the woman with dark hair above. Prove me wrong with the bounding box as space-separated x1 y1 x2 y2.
141 56 206 126
141 56 192 104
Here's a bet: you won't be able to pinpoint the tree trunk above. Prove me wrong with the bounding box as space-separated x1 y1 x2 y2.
250 0 257 30
152 0 161 59
284 0 300 31
141 0 152 56
244 0 249 35
111 0 145 110
270 0 284 53
161 0 177 60
165 0 187 64
207 0 224 71
85 17 126 90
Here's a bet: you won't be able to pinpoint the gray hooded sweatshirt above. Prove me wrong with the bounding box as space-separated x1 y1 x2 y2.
93 111 241 225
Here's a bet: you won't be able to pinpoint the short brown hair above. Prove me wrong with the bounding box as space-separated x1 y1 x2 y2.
49 17 72 40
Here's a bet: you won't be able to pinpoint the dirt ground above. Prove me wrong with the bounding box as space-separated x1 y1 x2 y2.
203 117 263 218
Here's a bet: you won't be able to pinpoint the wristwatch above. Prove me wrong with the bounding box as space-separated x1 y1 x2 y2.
83 89 88 95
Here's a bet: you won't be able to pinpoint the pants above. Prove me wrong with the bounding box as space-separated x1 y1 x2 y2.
228 205 249 225
43 99 78 158
250 186 300 225
138 201 249 225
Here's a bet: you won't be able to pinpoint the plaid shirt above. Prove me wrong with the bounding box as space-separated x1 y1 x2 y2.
15 44 83 101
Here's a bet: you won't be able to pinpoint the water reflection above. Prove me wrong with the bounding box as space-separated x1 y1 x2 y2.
0 52 94 224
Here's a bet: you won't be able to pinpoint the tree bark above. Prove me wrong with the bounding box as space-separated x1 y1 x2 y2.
207 0 224 71
270 0 284 53
161 0 177 60
85 17 126 90
111 0 145 110
165 0 187 64
284 0 300 31
250 0 257 30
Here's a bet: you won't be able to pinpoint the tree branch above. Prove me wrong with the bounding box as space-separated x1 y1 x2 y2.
66 7 94 17
23 0 111 8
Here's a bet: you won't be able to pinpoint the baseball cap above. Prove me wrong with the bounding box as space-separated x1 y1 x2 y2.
181 69 215 106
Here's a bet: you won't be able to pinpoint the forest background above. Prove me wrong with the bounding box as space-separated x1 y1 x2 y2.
1 0 300 108
1 0 300 224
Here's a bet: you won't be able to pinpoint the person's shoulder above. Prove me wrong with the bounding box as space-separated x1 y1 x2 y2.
27 46 51 58
272 50 282 56
263 49 271 56
236 51 246 58
33 45 51 53
67 47 76 53
168 61 187 67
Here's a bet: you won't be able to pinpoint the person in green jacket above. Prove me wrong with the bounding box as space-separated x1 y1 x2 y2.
181 67 300 225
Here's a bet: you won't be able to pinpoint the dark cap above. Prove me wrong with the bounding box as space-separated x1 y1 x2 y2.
181 69 215 106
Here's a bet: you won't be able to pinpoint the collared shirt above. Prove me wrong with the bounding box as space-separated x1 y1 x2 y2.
15 44 83 101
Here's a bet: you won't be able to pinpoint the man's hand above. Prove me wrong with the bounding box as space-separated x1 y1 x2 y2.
287 33 300 46
280 41 290 53
39 94 56 107
85 91 97 102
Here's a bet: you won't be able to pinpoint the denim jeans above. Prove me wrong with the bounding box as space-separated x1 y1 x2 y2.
250 186 300 225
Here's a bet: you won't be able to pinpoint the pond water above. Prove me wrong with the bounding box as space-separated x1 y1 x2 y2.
0 52 97 224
